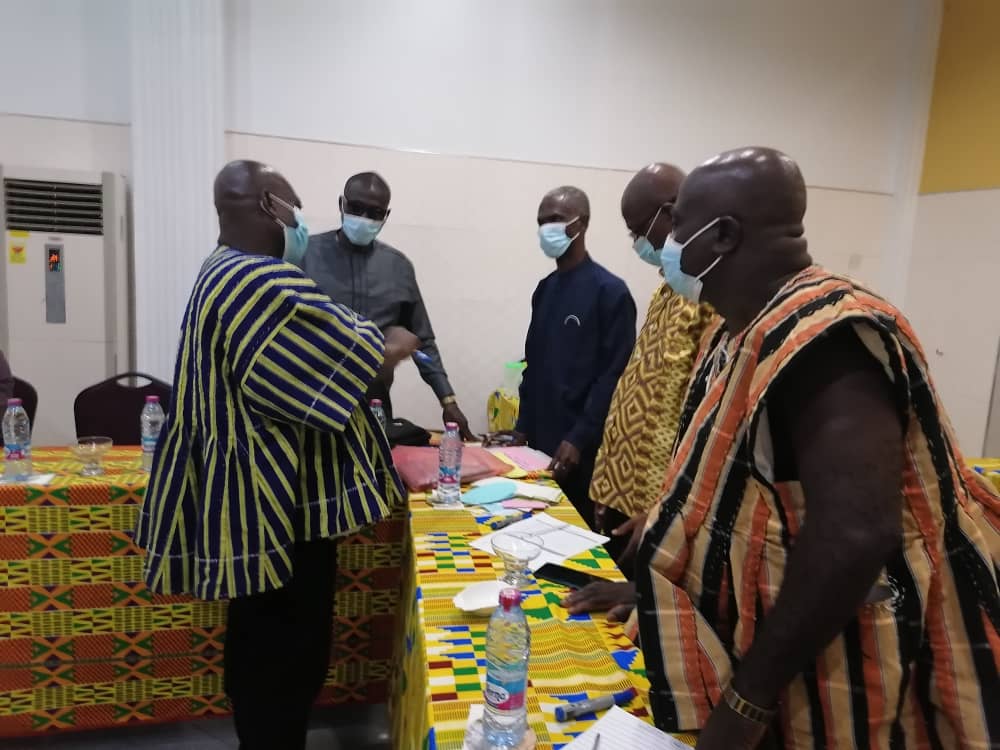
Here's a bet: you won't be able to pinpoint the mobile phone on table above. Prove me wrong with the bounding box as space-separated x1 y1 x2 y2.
535 563 605 590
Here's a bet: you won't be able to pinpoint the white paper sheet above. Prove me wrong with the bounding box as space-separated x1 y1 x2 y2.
471 512 609 570
561 706 690 749
0 473 55 486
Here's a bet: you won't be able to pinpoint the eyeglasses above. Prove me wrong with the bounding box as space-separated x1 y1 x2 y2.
266 193 298 213
628 202 674 240
343 198 390 221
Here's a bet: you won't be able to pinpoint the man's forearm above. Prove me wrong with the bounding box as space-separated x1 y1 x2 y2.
731 517 899 707
413 341 454 401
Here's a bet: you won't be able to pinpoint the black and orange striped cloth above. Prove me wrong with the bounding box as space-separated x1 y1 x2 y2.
636 266 1000 747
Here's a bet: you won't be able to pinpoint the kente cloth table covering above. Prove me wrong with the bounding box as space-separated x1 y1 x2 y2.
0 447 404 738
390 497 697 750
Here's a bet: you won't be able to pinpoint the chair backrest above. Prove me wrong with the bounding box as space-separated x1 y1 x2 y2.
73 372 172 445
12 377 38 426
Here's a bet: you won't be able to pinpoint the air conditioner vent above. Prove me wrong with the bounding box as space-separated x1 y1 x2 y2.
3 178 103 235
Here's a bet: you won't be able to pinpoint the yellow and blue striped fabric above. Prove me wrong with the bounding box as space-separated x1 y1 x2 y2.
135 247 404 600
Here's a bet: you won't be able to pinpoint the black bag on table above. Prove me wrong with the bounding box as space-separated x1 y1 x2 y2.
386 417 431 447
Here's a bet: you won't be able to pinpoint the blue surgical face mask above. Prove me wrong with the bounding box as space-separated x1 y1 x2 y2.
538 217 580 259
632 205 666 267
660 217 723 302
342 212 385 246
281 207 310 265
266 193 310 265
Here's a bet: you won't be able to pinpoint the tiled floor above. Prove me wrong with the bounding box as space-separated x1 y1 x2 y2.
5 704 392 750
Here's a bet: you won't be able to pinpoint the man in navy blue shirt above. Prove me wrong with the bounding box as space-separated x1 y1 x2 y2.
511 186 637 526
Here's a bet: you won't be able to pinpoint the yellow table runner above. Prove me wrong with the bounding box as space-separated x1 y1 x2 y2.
391 494 696 749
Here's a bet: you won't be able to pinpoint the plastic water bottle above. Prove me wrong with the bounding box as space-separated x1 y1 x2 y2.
370 399 387 432
434 421 463 507
3 399 32 481
140 396 165 472
483 588 531 748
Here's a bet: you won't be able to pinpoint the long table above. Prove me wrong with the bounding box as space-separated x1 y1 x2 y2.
390 494 696 749
0 447 691 747
0 447 404 737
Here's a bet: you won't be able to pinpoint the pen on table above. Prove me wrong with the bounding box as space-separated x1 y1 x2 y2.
592 734 601 750
489 512 532 531
554 687 638 722
412 349 432 364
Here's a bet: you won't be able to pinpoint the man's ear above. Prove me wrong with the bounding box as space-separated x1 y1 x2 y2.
714 216 742 255
338 195 345 214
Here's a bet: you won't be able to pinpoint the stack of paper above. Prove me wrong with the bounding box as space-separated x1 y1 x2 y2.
471 513 608 570
488 446 552 472
562 706 690 749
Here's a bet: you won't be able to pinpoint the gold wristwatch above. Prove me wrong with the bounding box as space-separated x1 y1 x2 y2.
440 395 457 406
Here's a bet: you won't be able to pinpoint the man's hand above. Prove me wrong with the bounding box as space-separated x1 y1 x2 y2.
382 326 421 369
442 402 475 441
612 511 648 570
695 701 770 750
482 431 527 447
561 581 636 622
549 440 581 482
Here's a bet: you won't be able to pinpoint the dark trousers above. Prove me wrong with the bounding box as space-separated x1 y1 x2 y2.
224 539 338 750
557 459 630 562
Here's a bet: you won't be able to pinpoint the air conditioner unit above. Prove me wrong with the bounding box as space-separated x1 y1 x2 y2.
0 165 131 446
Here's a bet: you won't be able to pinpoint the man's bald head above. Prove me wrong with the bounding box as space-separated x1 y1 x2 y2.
668 147 811 320
682 147 806 229
343 172 391 217
214 159 300 257
538 186 590 224
621 162 685 246
214 160 297 214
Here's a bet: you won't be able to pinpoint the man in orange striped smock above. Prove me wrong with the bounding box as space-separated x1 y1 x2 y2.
635 148 999 749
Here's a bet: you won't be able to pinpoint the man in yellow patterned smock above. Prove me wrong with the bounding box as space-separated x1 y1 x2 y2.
566 163 714 620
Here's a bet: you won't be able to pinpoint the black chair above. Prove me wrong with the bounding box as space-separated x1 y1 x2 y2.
73 372 172 445
12 377 38 426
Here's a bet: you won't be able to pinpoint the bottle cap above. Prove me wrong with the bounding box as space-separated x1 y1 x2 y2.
370 399 383 407
7 398 21 406
445 421 459 430
499 588 522 611
145 395 160 403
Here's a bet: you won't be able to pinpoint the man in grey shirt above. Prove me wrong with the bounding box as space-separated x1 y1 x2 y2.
298 172 474 439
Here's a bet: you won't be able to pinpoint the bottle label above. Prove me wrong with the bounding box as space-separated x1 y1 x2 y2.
4 444 25 461
485 672 527 711
438 465 459 487
141 436 158 453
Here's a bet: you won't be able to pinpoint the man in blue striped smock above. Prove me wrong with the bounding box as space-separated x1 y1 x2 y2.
134 160 413 749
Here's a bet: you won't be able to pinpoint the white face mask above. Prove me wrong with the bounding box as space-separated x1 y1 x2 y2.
659 217 722 302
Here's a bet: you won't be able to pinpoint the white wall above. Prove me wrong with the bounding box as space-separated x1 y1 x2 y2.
0 0 938 436
905 189 1000 455
0 0 129 124
229 132 893 432
226 0 917 194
